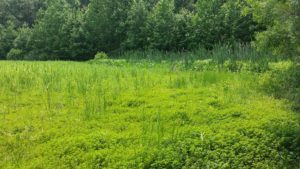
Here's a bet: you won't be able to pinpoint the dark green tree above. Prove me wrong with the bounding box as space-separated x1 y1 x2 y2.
27 0 88 60
0 22 17 59
6 25 32 60
174 0 195 11
84 0 131 54
173 9 194 50
0 0 44 27
245 0 300 57
123 0 149 50
192 0 258 49
148 0 177 50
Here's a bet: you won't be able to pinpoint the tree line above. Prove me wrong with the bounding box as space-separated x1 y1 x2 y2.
0 0 299 60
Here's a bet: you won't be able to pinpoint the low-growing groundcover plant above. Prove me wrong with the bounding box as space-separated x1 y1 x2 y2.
0 61 299 168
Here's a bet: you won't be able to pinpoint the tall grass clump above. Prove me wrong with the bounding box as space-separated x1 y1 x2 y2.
110 43 275 73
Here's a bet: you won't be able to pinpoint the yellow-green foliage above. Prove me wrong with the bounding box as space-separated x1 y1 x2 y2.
260 61 300 110
0 61 299 168
94 52 108 60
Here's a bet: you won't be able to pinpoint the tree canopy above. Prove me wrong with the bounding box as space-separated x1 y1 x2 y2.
0 0 298 60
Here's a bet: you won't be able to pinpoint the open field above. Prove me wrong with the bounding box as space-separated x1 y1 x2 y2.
0 61 299 168
1 0 299 168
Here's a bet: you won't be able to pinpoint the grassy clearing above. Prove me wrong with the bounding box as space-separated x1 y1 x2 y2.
0 61 299 168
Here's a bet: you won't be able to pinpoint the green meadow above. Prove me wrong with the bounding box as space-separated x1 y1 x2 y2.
1 0 299 168
0 60 299 168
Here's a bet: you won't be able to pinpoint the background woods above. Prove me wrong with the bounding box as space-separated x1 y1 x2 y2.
0 0 299 60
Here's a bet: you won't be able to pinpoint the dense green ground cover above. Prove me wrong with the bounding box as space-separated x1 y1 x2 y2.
0 61 299 168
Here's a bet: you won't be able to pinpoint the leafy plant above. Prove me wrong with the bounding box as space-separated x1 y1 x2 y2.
6 48 23 60
94 52 108 60
261 62 300 110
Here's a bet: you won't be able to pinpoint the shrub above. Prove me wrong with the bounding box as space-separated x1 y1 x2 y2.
268 61 293 71
248 61 270 73
6 48 23 60
192 59 216 71
223 60 243 72
261 62 300 110
94 52 108 60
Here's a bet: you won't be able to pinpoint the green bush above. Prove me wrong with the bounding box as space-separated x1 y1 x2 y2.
94 52 108 60
268 61 293 71
248 61 270 73
192 59 216 71
223 60 243 72
6 48 23 60
261 62 300 110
